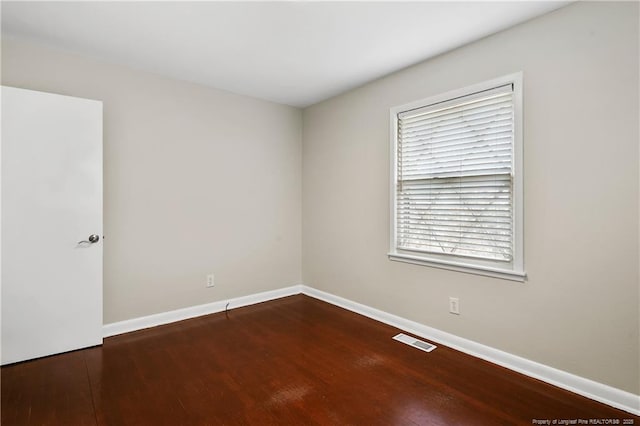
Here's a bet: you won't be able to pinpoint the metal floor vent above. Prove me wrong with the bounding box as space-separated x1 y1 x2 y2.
393 333 437 353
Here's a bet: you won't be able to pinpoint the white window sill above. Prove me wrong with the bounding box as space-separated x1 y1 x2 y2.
388 252 526 282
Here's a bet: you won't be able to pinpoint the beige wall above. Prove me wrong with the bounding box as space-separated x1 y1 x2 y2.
302 1 639 394
1 38 302 324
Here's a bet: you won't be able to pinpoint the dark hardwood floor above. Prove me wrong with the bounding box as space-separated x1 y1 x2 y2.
2 294 638 425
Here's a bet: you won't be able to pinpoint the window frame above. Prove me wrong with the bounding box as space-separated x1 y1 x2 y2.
388 73 525 282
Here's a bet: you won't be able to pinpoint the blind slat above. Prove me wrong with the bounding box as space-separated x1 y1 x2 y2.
401 142 512 161
398 85 513 120
400 99 513 129
400 120 513 146
400 109 513 138
398 242 512 261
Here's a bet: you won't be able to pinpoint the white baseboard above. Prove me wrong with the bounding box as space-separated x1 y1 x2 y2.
102 283 639 415
300 285 640 416
102 285 302 338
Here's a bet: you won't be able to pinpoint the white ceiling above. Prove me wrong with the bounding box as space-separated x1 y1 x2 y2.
1 1 569 107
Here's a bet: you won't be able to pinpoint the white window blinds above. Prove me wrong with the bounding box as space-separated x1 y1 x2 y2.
395 84 514 262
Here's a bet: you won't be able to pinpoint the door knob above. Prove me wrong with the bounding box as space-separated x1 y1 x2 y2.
78 234 100 244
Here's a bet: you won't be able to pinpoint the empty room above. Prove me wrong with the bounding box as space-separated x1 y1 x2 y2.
1 1 638 424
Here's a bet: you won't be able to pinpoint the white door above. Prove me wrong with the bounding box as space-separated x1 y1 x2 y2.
1 86 103 365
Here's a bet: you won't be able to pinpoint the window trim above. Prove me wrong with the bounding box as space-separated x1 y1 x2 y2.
388 73 525 282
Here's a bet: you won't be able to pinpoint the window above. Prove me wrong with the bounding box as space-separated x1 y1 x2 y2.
389 73 525 281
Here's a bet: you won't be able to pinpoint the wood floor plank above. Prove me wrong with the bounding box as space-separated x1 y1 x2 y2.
1 350 97 426
2 294 639 425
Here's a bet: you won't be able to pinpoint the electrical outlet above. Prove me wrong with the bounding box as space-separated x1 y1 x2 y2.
206 274 215 288
449 297 460 315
